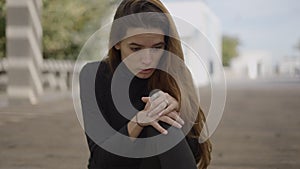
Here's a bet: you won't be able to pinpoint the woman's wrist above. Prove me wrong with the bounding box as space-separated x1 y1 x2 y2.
127 113 144 140
135 112 145 127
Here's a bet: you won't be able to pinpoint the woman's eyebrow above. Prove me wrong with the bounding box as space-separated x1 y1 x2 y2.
152 42 165 47
128 42 165 47
128 43 143 47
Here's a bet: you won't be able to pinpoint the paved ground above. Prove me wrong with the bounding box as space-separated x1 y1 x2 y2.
0 78 299 169
0 94 88 169
208 78 300 169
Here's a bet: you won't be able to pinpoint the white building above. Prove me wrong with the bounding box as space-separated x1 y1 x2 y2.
277 56 300 77
162 0 222 86
230 51 274 79
229 51 300 80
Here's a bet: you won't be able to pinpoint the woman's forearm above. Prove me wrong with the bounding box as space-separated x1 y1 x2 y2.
127 115 144 140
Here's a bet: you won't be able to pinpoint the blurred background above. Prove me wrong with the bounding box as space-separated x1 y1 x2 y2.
0 0 299 168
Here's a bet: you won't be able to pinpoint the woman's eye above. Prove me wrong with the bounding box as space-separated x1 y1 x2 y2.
152 46 163 51
154 46 164 49
130 47 141 52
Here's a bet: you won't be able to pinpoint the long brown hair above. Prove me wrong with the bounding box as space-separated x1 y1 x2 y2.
106 0 212 168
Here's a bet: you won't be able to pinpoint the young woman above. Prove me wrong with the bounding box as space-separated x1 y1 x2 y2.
80 0 212 169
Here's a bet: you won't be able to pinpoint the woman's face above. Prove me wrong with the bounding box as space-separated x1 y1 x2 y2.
115 28 165 79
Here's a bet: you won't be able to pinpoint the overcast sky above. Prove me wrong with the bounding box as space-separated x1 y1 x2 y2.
164 0 300 61
208 0 300 60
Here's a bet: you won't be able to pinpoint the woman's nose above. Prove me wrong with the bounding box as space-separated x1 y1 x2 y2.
141 49 153 65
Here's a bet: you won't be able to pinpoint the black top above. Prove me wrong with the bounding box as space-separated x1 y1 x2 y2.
80 61 200 169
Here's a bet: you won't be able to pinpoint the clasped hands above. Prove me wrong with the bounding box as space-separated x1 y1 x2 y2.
135 90 185 135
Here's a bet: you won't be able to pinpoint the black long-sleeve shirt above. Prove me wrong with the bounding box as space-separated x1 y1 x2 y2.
80 61 200 169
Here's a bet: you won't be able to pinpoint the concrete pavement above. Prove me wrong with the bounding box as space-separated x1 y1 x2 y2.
0 78 299 169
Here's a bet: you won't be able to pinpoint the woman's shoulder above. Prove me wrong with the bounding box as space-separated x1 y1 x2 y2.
80 58 111 78
97 59 112 76
95 59 113 84
79 59 112 92
94 59 113 97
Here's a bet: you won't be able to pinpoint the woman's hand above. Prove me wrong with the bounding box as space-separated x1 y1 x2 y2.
147 90 179 117
134 94 184 135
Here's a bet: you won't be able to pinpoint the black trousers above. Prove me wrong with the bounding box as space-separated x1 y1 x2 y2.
138 123 198 169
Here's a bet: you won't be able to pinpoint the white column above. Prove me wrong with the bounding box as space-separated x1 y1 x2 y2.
6 0 43 104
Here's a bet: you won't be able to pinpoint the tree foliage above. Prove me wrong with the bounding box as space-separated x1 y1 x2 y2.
0 0 118 60
42 0 117 60
222 35 239 66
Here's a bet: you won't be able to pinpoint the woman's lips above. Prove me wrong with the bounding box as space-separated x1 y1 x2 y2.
139 68 154 74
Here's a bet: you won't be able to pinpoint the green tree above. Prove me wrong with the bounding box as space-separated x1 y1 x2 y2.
222 35 239 67
0 0 118 60
42 0 118 60
0 0 5 59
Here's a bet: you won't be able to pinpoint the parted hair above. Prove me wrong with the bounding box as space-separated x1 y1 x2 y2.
106 1 212 168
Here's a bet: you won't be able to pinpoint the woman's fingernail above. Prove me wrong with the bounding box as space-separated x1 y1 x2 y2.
162 130 168 135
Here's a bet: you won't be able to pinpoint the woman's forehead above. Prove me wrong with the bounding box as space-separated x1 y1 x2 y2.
123 28 165 46
125 27 165 38
125 34 165 46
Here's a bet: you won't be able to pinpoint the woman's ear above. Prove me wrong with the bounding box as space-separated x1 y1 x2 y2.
114 43 120 50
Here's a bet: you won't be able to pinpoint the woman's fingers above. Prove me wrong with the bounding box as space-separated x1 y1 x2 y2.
162 93 179 114
159 115 182 129
149 91 179 117
137 110 161 125
141 97 151 110
151 122 168 135
148 91 168 117
159 102 177 117
141 97 150 103
143 90 180 118
149 91 165 104
166 111 185 126
149 90 163 101
149 90 168 106
147 101 167 117
142 96 167 116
